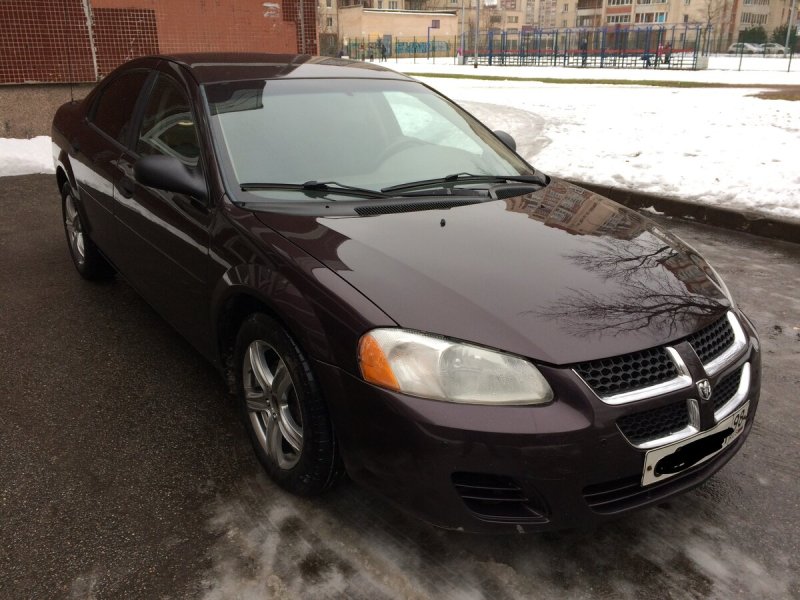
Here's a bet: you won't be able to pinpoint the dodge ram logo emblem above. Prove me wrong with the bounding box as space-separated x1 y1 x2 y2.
696 379 712 401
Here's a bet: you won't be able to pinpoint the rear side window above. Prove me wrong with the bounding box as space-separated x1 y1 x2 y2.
136 74 200 168
91 70 149 143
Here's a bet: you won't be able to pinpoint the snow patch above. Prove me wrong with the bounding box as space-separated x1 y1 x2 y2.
0 136 54 176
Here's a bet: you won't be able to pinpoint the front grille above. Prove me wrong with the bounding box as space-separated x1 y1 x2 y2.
452 472 548 523
575 314 740 400
686 315 735 364
712 367 743 412
617 400 689 445
574 347 678 397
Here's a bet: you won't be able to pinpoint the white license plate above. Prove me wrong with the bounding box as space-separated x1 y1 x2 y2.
642 402 749 486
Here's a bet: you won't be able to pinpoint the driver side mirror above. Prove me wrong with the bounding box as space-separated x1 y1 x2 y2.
134 155 207 202
493 130 516 152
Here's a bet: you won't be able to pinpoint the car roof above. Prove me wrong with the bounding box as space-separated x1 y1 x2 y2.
138 53 415 84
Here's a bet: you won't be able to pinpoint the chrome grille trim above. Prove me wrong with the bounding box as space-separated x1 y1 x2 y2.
703 312 746 377
714 362 751 421
583 346 692 406
633 421 699 450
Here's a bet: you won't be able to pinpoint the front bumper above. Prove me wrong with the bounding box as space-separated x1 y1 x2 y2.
314 317 761 533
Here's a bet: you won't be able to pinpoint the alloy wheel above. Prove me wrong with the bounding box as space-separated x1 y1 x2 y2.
242 340 304 469
64 193 86 265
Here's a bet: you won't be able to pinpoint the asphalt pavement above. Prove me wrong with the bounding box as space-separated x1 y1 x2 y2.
1 174 798 599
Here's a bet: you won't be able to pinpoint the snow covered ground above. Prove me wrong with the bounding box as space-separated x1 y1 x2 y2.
390 56 800 221
1 55 798 220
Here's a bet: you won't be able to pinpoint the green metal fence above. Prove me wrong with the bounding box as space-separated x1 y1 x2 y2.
342 25 796 70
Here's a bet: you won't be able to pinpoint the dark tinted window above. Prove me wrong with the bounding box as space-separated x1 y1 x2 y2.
136 74 200 168
92 70 149 143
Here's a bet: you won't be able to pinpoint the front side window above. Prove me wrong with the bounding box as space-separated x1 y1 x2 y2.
136 74 201 168
91 70 149 143
205 78 532 197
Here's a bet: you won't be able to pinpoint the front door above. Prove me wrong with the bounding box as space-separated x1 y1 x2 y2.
114 70 213 355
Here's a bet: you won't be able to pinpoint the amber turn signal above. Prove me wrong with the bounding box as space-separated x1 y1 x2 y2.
358 333 400 391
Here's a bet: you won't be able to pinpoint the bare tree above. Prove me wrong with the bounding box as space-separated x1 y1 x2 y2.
702 0 734 51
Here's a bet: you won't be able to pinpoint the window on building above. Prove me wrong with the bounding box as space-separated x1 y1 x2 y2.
562 18 567 25
563 3 568 10
635 11 667 22
326 0 332 7
378 0 383 6
389 0 397 7
606 14 631 22
607 0 632 6
508 15 519 22
326 16 333 26
683 13 689 21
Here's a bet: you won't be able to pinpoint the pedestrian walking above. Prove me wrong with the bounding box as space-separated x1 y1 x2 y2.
580 38 588 67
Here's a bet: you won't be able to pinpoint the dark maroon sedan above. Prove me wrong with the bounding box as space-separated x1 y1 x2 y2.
52 53 760 532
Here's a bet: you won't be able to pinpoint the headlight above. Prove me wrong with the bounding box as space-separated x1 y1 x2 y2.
358 329 553 405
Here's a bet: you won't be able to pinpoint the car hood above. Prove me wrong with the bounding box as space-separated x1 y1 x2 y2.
251 178 730 365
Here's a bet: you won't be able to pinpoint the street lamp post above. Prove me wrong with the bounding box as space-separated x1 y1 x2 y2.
786 0 798 51
474 0 480 67
459 0 466 63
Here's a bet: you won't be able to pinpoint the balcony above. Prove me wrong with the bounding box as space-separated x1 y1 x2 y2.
576 0 603 10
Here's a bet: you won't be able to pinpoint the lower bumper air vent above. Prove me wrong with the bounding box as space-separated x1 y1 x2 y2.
452 472 548 524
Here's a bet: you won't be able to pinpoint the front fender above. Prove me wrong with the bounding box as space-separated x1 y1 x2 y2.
210 258 395 376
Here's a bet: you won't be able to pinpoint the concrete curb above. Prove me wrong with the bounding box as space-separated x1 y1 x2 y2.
569 180 800 245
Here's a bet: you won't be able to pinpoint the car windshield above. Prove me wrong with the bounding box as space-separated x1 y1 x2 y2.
203 78 534 199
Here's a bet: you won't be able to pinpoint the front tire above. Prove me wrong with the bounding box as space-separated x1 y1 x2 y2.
234 313 341 496
61 182 114 280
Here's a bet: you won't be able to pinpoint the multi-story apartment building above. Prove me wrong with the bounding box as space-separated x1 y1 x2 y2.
318 0 797 54
526 0 797 46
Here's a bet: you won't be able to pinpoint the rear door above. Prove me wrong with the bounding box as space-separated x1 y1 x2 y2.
114 63 213 355
72 68 151 263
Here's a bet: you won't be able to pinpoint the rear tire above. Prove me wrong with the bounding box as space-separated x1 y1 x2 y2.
234 313 342 496
61 182 114 280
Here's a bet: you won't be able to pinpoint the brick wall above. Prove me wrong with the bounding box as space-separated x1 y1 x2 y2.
0 0 309 84
0 0 95 83
93 8 159 78
282 0 319 55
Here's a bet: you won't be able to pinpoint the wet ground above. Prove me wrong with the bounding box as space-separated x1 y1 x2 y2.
1 174 798 599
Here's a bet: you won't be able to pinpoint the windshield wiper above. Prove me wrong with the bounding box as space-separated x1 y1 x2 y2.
381 173 546 194
241 180 390 199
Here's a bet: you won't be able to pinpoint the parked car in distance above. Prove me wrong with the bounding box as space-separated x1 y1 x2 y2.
757 42 790 55
727 42 760 54
52 54 761 533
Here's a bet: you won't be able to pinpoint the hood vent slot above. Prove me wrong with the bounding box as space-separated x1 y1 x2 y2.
355 199 481 216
